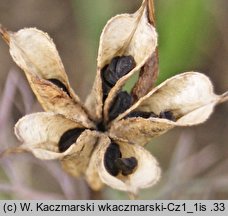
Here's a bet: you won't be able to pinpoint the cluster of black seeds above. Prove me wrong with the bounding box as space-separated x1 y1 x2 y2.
104 142 138 176
125 110 176 121
48 78 71 97
100 55 136 122
58 128 85 152
101 55 136 100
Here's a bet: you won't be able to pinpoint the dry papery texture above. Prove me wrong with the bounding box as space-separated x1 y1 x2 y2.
85 0 158 122
0 0 228 197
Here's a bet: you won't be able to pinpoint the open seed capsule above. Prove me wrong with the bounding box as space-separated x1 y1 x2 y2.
58 128 85 152
48 78 70 97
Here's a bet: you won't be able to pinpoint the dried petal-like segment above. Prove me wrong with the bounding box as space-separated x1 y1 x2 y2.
85 72 103 122
1 27 93 127
85 135 107 191
114 72 224 126
5 28 71 95
131 0 159 101
95 137 161 194
97 0 156 68
30 76 94 128
131 50 159 101
8 28 69 83
14 112 85 159
60 130 99 177
86 0 157 122
109 118 174 146
109 72 228 145
147 0 156 26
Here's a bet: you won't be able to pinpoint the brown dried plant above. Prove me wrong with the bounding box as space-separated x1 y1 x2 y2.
0 0 227 197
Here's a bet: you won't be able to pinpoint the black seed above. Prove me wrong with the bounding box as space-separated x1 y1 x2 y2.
102 57 119 87
102 56 136 86
159 111 176 121
115 157 138 176
104 143 122 176
58 128 85 152
48 79 71 97
115 56 136 78
124 111 158 119
101 65 113 101
109 91 132 121
107 56 120 74
101 56 136 102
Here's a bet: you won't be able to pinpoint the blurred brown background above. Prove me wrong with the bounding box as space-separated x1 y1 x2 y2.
0 0 227 199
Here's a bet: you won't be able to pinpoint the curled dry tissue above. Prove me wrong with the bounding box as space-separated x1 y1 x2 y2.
0 0 227 196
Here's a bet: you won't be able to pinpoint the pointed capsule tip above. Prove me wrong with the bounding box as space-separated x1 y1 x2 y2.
219 91 228 104
147 0 156 26
0 24 10 44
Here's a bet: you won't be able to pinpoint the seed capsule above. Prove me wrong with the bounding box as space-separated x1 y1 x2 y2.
48 79 71 97
104 143 122 176
108 91 132 121
115 157 138 176
159 111 176 121
124 111 158 119
58 128 85 152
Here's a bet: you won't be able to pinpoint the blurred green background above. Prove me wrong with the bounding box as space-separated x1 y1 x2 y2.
0 0 227 199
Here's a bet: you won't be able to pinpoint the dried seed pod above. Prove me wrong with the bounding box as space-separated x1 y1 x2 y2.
115 157 138 176
108 91 132 121
0 27 94 128
85 0 158 121
104 142 122 176
48 78 71 97
124 111 158 119
58 128 85 152
159 111 176 121
96 137 161 193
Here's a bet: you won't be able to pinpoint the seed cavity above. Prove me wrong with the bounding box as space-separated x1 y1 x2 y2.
96 121 106 132
104 142 138 177
108 91 132 121
48 79 71 97
159 111 176 121
58 128 85 152
124 110 176 121
124 111 158 119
